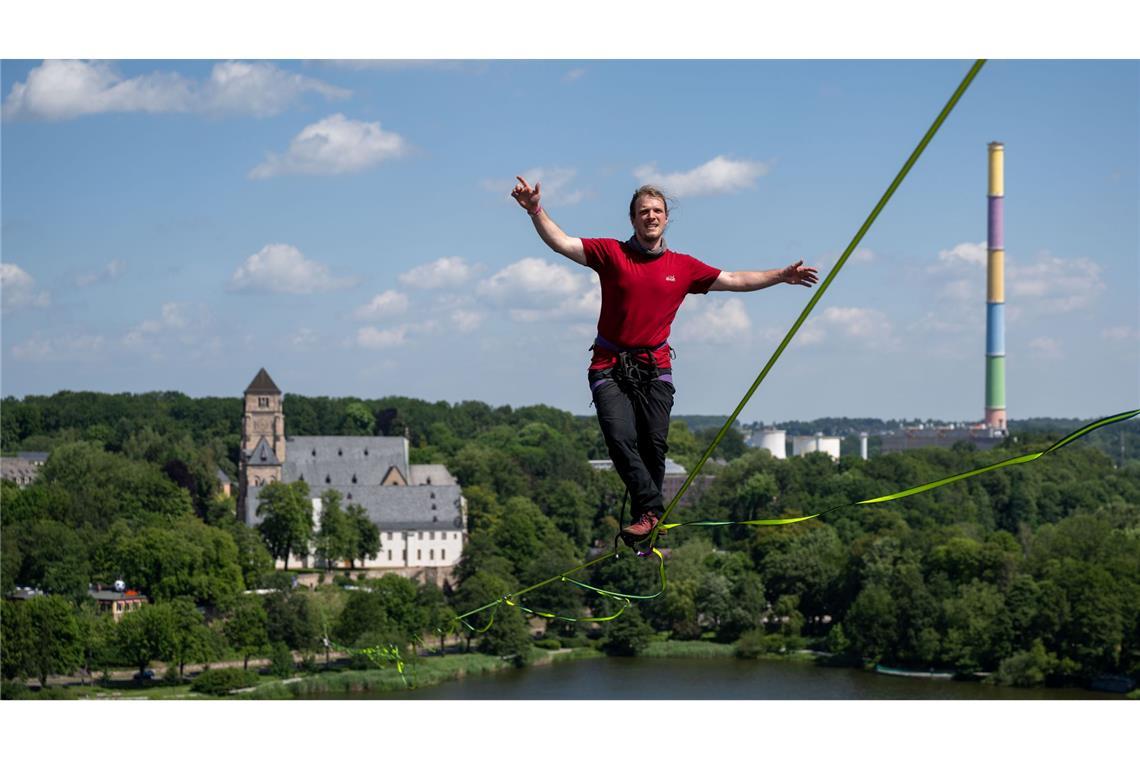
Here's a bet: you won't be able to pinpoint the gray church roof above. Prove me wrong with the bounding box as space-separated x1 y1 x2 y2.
247 437 280 466
285 436 407 487
244 434 464 532
409 464 457 486
245 368 281 395
246 483 463 532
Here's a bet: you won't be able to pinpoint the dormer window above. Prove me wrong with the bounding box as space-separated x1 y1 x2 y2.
259 397 269 408
431 503 437 511
325 475 331 484
338 448 343 456
352 474 357 484
364 449 369 456
312 449 317 457
432 515 439 522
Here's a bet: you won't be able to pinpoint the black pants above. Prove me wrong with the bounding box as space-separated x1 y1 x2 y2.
589 369 675 519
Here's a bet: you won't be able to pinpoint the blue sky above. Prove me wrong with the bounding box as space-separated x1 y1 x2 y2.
2 59 1137 422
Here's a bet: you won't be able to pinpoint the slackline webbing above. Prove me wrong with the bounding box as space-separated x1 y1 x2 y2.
448 60 991 634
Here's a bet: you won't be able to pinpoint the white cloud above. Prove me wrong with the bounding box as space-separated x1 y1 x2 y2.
675 298 751 344
353 290 409 320
12 332 105 361
249 114 409 179
563 68 587 83
122 302 210 348
291 328 319 349
1102 325 1138 341
398 256 474 289
199 61 348 117
1 263 51 313
1028 336 1063 359
451 310 485 333
229 244 356 294
476 258 601 324
799 306 897 349
487 166 587 207
935 241 987 268
633 155 769 198
76 258 126 287
1008 252 1105 313
852 248 875 263
2 60 348 121
477 258 587 305
356 325 408 349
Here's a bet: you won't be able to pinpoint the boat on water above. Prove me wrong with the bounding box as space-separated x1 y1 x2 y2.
874 664 954 680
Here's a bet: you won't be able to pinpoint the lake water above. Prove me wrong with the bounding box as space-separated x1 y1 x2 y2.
334 656 1122 700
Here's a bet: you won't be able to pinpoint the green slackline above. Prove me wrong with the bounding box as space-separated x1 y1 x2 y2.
651 59 988 544
448 60 990 635
454 409 1139 633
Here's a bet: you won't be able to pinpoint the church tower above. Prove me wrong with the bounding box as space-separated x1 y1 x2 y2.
238 368 285 523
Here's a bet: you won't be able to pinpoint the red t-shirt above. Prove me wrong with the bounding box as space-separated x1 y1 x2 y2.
582 238 722 370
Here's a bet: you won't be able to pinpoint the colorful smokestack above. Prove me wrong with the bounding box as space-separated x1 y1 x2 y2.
985 142 1007 430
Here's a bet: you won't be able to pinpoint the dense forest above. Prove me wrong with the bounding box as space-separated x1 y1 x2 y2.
2 390 1138 693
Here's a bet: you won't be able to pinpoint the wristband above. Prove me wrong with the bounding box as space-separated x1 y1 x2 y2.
528 205 543 217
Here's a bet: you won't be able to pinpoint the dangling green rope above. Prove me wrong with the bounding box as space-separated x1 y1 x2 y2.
450 409 1138 631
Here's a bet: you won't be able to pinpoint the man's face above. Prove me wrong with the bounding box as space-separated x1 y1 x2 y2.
632 195 668 245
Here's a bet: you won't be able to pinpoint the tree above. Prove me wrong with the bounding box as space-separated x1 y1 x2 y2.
111 515 244 607
256 481 313 570
165 598 217 680
345 504 380 568
601 606 653 657
264 591 321 652
340 401 376 435
223 520 275 589
451 570 515 652
418 583 456 654
335 590 389 647
8 519 91 601
478 602 532 664
115 602 177 678
1 597 80 686
314 490 355 571
75 603 118 683
845 584 899 663
942 580 1014 673
223 595 269 670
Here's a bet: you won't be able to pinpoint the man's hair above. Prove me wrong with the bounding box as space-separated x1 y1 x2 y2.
629 185 670 221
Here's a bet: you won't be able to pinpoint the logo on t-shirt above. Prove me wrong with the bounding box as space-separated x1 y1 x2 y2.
665 274 676 282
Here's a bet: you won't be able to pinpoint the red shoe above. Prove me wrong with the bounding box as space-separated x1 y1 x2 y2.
621 512 665 545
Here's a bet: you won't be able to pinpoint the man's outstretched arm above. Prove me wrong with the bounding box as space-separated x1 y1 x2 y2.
709 260 820 292
512 175 586 266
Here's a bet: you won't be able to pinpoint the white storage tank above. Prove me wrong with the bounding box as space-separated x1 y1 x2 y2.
751 428 787 459
792 433 841 460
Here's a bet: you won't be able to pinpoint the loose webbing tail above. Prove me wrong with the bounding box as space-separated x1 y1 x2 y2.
454 411 1137 628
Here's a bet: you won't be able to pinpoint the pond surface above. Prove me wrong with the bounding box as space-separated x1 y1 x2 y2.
330 656 1122 700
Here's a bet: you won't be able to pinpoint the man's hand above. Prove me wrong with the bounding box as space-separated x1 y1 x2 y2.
780 260 820 287
511 176 542 214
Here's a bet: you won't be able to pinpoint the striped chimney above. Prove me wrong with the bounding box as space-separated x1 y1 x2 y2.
985 142 1007 430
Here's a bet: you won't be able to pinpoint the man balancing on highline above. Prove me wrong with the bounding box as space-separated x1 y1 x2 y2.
511 176 819 545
